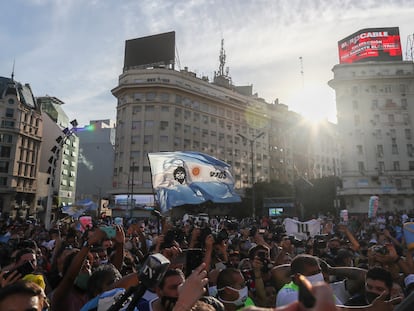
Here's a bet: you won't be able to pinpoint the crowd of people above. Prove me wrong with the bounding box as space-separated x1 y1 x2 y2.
0 210 413 311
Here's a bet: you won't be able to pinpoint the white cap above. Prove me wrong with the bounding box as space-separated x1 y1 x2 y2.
369 239 377 244
405 274 414 288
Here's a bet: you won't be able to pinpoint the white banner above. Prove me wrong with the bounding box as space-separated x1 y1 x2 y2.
283 218 321 240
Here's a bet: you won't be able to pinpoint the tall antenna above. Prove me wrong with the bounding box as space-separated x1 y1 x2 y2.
299 56 304 89
11 59 15 81
406 34 414 61
218 38 226 76
175 45 181 70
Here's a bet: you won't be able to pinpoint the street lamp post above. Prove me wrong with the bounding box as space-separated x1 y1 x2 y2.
130 161 135 219
237 131 265 220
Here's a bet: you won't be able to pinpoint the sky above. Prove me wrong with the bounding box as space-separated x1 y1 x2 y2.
1 0 414 126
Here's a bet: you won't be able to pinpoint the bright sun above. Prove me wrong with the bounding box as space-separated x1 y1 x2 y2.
286 83 337 124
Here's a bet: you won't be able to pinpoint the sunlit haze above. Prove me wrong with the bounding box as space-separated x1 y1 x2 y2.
1 1 414 125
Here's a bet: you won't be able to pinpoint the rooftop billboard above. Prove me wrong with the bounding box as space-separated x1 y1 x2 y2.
338 27 402 64
124 31 175 70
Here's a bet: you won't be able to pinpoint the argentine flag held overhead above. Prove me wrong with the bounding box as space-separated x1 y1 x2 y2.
148 151 241 212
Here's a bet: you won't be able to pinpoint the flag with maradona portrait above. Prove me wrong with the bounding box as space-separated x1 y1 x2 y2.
148 151 241 212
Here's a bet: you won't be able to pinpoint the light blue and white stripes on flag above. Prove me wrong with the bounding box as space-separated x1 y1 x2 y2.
61 199 98 219
148 151 241 212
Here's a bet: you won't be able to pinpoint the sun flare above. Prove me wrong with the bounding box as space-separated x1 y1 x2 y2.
286 83 336 124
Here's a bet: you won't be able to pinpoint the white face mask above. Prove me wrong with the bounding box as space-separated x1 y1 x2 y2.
219 286 248 306
306 272 324 285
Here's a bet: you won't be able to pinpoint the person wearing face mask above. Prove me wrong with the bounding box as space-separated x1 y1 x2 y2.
275 254 343 307
216 267 254 311
50 227 106 311
345 267 393 306
139 269 185 311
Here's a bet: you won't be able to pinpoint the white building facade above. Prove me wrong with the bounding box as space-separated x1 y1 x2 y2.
330 61 414 214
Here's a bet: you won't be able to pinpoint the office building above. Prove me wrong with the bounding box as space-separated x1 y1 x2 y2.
0 76 42 218
37 96 79 220
329 27 414 213
111 32 339 214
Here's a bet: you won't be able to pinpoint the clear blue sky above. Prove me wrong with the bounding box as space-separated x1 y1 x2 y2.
1 0 414 125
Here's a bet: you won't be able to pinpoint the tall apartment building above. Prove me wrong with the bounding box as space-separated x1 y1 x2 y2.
110 33 337 214
329 27 414 214
37 96 79 216
0 76 42 218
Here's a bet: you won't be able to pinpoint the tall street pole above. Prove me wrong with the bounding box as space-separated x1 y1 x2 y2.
130 161 135 219
237 132 265 220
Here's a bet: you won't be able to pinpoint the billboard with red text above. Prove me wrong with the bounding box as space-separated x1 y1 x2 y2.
338 27 402 64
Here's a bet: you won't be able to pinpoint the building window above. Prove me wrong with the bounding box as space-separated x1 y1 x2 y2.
405 129 412 140
377 145 383 157
0 161 8 173
145 92 156 101
378 161 385 173
131 121 141 129
402 98 408 109
202 115 209 124
408 144 413 156
160 93 170 102
0 146 11 157
5 108 14 118
145 105 154 112
160 136 168 143
357 145 363 155
352 101 358 110
134 93 144 101
1 120 15 128
130 151 140 159
0 134 12 143
201 103 209 112
395 179 402 189
358 161 365 172
354 115 360 126
132 106 141 114
175 95 183 104
393 161 400 171
409 161 414 171
160 121 169 130
392 144 399 155
145 120 154 128
144 135 153 145
131 135 140 145
161 106 169 112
